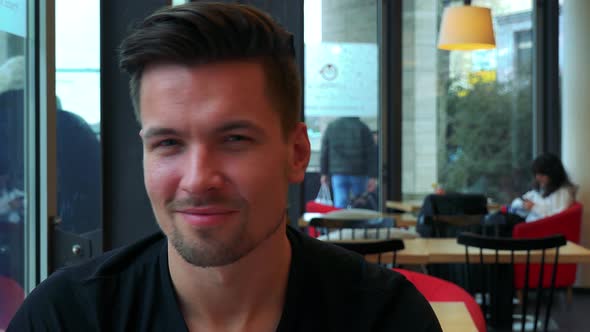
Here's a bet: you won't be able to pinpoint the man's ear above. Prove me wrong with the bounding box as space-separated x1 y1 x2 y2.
287 123 311 184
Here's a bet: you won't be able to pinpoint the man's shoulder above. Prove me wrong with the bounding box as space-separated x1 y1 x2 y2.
7 232 167 330
288 227 442 331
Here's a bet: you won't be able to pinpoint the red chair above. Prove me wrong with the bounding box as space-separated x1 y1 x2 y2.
304 201 341 237
305 201 341 214
512 202 583 290
394 268 487 332
0 276 25 330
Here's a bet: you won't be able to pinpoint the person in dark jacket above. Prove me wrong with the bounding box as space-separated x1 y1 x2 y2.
320 117 377 208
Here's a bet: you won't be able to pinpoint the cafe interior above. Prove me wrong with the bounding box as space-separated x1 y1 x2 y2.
1 0 589 331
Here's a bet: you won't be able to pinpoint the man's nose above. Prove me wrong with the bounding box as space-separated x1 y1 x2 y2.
179 146 224 194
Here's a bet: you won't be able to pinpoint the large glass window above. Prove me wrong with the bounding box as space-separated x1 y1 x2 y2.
54 0 101 267
402 0 533 203
0 0 29 326
303 0 380 210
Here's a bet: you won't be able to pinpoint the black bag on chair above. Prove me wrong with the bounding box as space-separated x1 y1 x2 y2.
416 193 489 288
417 193 489 235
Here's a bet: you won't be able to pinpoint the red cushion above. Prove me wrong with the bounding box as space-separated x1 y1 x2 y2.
512 202 583 288
394 268 487 332
304 202 342 237
0 276 24 329
305 201 341 213
307 227 322 238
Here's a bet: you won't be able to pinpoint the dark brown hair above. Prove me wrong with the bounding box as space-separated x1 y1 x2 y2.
118 2 300 137
531 152 573 197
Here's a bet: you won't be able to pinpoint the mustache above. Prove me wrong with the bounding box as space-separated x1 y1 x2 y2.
166 194 244 211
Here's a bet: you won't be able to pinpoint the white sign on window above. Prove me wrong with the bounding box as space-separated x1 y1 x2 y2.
305 42 378 117
0 0 26 37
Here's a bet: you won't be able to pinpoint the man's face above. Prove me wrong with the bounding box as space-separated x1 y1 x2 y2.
139 61 309 267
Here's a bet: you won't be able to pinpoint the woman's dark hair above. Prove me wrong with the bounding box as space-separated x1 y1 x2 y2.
118 2 300 138
531 153 573 197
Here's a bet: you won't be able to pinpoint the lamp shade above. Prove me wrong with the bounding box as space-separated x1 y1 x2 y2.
437 5 496 51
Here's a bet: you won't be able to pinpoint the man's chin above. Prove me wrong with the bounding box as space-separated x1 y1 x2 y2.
169 221 249 267
171 235 249 267
167 210 287 267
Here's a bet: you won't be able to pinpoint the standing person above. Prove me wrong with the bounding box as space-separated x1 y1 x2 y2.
55 106 101 234
8 3 441 331
509 152 576 222
320 117 377 208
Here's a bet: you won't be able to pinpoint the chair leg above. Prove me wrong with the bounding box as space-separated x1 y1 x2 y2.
566 286 573 305
516 289 522 305
420 264 429 274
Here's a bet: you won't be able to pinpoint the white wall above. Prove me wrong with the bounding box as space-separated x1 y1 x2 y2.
562 0 590 287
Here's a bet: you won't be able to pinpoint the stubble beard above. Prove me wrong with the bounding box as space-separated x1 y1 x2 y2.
168 204 287 268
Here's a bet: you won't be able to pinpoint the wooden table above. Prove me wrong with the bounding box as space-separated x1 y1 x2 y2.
297 212 417 228
356 238 590 331
386 200 423 213
430 302 478 332
365 238 590 265
386 200 502 213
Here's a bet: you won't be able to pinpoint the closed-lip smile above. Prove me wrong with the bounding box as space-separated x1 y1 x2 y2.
176 206 239 227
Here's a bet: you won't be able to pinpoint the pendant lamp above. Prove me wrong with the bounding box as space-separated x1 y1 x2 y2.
437 0 496 51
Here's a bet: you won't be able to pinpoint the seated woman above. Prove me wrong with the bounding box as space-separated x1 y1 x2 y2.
508 153 576 222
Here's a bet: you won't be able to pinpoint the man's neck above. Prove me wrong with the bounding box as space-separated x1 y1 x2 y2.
168 225 292 331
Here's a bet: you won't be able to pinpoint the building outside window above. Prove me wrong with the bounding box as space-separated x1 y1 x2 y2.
402 0 534 203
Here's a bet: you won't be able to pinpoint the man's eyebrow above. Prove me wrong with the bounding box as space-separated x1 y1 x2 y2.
141 127 181 140
215 120 266 136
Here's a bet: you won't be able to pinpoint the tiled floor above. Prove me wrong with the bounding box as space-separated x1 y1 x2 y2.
550 289 590 332
487 289 590 332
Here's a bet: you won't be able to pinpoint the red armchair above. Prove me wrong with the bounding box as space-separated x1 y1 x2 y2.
512 202 583 289
394 268 486 332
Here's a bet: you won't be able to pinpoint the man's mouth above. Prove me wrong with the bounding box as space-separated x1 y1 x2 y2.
175 206 239 227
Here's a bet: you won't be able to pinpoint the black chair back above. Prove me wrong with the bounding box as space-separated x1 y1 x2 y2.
418 193 489 237
309 217 395 240
416 194 490 289
334 239 405 266
457 232 566 332
310 217 402 266
420 193 488 215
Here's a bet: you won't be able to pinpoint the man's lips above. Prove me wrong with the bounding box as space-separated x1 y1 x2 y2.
175 206 239 227
178 207 239 215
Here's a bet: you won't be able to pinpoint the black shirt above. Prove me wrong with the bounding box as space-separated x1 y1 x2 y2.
8 226 442 331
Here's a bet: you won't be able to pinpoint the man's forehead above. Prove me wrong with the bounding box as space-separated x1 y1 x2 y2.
138 60 281 133
142 60 266 80
140 64 193 92
139 61 270 103
141 119 268 139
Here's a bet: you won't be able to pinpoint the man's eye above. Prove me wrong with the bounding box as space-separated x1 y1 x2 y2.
155 139 179 148
225 135 250 143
